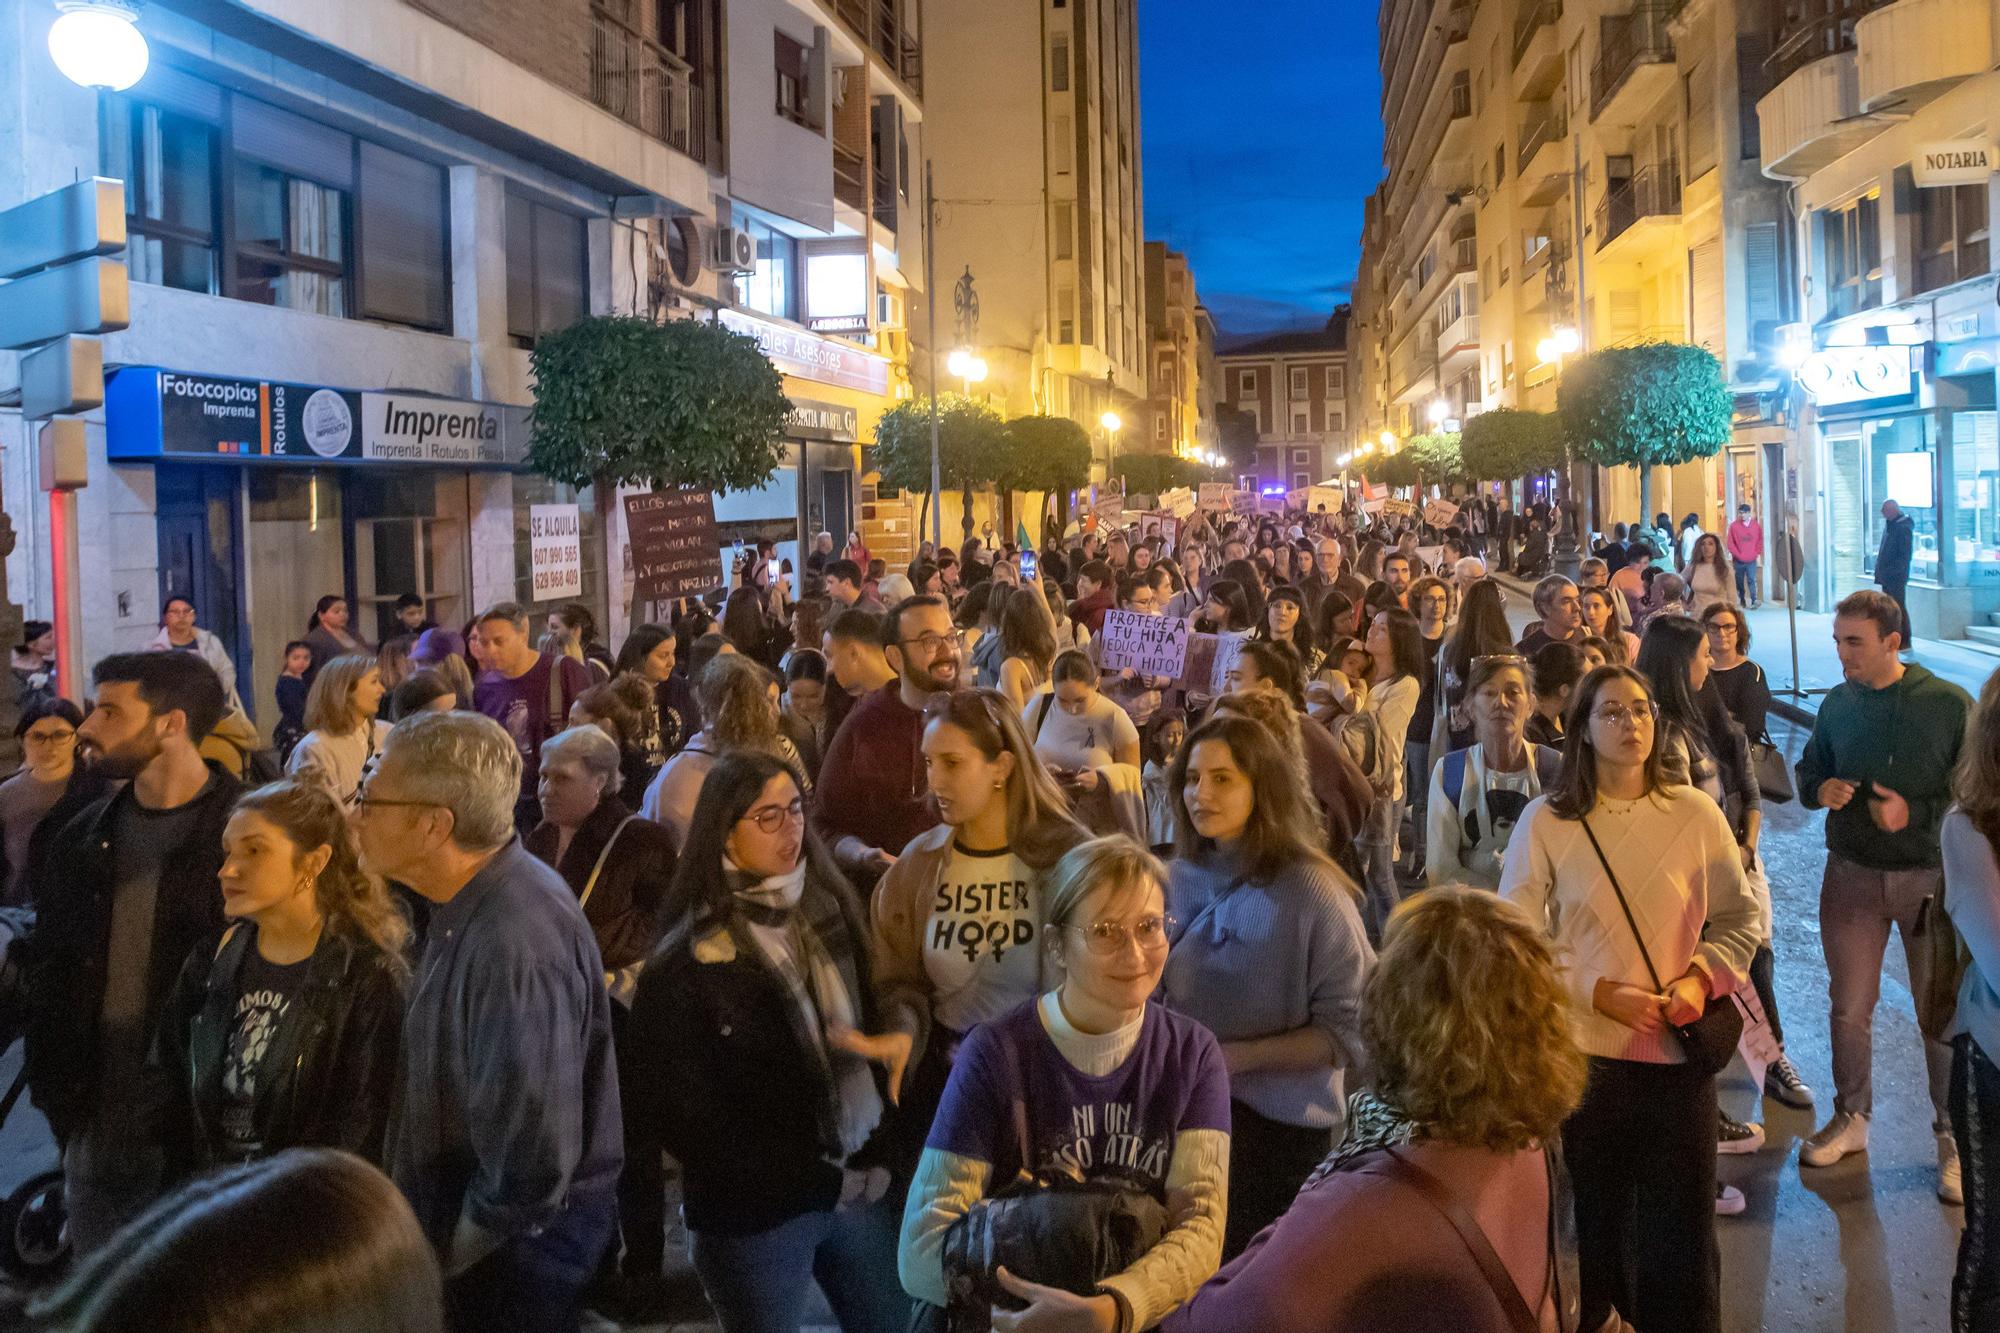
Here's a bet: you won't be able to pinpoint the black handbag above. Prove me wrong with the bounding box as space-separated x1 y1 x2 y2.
916 1027 1168 1333
1579 819 1744 1077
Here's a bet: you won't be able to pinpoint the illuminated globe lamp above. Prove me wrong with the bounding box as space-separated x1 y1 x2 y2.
48 0 149 91
1100 410 1122 433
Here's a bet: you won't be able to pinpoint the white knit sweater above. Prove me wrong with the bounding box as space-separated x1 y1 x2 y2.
1499 785 1758 1063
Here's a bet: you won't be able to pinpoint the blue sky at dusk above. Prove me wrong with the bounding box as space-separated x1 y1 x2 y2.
1139 0 1383 342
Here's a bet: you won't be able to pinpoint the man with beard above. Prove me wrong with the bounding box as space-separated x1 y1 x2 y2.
813 594 962 880
24 653 239 1254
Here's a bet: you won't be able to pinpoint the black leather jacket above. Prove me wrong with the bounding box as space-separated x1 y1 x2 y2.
156 920 406 1176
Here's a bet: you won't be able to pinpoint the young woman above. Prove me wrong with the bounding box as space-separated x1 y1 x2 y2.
615 623 696 761
723 585 782 671
1141 711 1187 853
995 581 1058 711
1165 714 1373 1258
1312 590 1363 661
1945 670 2000 1327
285 654 390 809
780 650 831 783
1229 638 1310 713
549 602 615 681
901 836 1231 1329
1498 666 1757 1333
573 672 667 800
1162 888 1588 1332
1701 603 1773 750
1023 649 1142 778
1433 578 1514 755
1252 585 1324 676
1359 607 1424 937
0 698 82 904
147 595 243 711
1425 655 1558 890
630 753 911 1332
1405 576 1452 862
643 654 808 850
1525 641 1586 750
1582 585 1642 663
869 690 1089 1164
10 620 56 715
303 594 368 680
1197 580 1254 634
1683 532 1737 617
159 780 407 1172
1677 514 1705 570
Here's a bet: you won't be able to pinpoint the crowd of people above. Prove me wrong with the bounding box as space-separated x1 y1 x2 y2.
4 493 1996 1333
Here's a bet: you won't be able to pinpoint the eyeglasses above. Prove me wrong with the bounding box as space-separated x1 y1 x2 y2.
1592 701 1659 728
1471 653 1528 668
353 783 439 814
1066 914 1178 955
22 729 75 746
898 633 958 657
739 797 806 834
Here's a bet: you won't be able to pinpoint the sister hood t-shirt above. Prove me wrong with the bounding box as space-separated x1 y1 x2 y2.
926 999 1231 1195
926 843 1043 1033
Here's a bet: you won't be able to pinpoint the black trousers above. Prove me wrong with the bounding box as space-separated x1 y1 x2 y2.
1953 1035 2000 1332
1882 578 1914 645
1224 1100 1332 1261
1563 1056 1721 1333
1750 943 1786 1048
610 1002 666 1279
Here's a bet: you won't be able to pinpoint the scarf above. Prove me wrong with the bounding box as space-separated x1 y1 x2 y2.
1300 1088 1424 1191
728 856 883 1160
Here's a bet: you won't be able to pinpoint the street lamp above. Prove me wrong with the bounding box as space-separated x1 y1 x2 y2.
1379 430 1396 451
1100 410 1122 434
1427 398 1450 427
48 0 148 91
946 347 987 397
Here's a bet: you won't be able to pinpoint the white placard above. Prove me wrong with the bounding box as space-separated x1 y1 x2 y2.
1199 482 1235 513
1097 611 1192 677
1308 485 1344 513
530 503 583 601
1914 140 1996 188
1424 498 1461 527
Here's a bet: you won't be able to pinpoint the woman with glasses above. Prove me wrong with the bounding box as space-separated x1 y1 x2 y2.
1165 713 1373 1259
900 835 1231 1329
1499 666 1757 1333
1425 655 1559 890
1700 603 1771 747
643 654 809 852
630 751 911 1332
0 698 83 904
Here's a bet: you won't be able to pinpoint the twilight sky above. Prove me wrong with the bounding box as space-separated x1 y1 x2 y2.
1138 0 1384 343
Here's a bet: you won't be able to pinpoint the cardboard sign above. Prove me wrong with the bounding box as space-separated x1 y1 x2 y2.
1157 515 1179 547
1308 485 1344 513
1415 544 1446 573
624 487 721 600
1286 488 1310 511
1094 493 1126 525
1423 498 1461 528
1361 497 1387 517
1382 498 1418 521
1176 629 1250 696
1231 490 1260 516
1161 487 1197 519
1199 482 1235 513
529 503 583 601
1097 610 1191 678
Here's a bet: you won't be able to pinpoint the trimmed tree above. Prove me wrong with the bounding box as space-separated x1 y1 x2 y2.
1360 448 1419 490
1460 408 1566 483
1002 416 1093 538
1112 452 1215 497
1558 342 1733 524
1403 431 1466 491
872 394 1007 538
1217 405 1261 473
528 316 790 491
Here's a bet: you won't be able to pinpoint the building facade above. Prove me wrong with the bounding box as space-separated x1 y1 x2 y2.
1216 318 1352 497
1143 242 1202 458
0 0 922 730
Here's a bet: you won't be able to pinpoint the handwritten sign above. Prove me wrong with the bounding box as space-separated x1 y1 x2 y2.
529 503 582 601
624 487 721 600
1094 493 1126 526
1286 488 1310 511
1231 490 1260 516
1097 611 1192 678
1199 482 1235 513
1415 544 1446 573
1177 629 1250 696
1309 485 1344 513
1161 487 1197 519
1423 498 1461 528
1383 498 1418 521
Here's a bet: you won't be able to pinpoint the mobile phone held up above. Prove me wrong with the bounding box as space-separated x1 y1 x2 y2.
1019 550 1038 581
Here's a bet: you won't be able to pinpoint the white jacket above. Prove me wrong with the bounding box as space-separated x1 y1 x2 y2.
145 625 242 713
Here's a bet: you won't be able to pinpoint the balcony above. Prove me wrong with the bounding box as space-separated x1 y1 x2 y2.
1756 50 1883 179
831 0 924 91
1440 73 1474 153
1856 0 1993 110
1592 0 1678 124
1513 0 1563 94
590 8 706 162
833 144 867 212
1766 0 1891 86
1445 1 1474 42
1437 306 1481 375
1517 100 1570 201
1595 162 1682 257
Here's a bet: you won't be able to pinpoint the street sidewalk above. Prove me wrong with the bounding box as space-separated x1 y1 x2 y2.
1488 571 2000 724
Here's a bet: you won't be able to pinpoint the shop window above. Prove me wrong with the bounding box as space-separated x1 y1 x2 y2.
1952 405 2000 583
103 97 217 295
1915 182 1990 296
507 195 588 348
1858 415 1940 582
358 143 449 331
1051 36 1069 91
232 161 348 317
1820 193 1882 320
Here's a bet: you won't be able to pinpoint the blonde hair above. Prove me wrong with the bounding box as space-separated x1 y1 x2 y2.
1042 834 1167 936
234 780 409 965
1368 887 1586 1149
302 654 379 737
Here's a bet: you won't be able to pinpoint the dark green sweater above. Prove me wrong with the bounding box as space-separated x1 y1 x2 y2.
1796 663 1971 869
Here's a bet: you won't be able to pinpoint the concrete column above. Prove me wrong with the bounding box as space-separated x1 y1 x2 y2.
450 165 512 402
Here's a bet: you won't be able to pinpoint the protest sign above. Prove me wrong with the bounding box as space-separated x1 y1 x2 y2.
1177 629 1250 696
1094 493 1126 525
1423 498 1461 528
1383 497 1418 521
1415 545 1446 573
1361 497 1387 517
1097 611 1192 678
1231 490 1260 516
1161 487 1197 519
529 503 582 601
1286 488 1310 511
1308 485 1344 513
1198 482 1234 513
625 487 720 600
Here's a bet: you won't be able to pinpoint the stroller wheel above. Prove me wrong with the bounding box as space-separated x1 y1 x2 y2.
0 1168 68 1281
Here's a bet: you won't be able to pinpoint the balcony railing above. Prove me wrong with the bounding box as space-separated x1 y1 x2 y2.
1448 72 1472 119
1445 1 1474 41
832 0 923 91
590 9 705 162
1517 99 1568 165
1592 0 1678 118
833 144 867 211
1513 0 1563 65
1594 162 1682 248
1766 0 1891 84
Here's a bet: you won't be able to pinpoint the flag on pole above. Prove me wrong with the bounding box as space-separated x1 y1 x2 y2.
1017 519 1033 551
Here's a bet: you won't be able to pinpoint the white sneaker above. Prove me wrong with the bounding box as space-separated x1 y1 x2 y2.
1800 1111 1870 1167
1715 1183 1746 1216
1940 1131 1964 1205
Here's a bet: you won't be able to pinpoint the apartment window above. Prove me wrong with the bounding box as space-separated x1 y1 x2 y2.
1915 181 1991 295
735 216 796 320
1053 117 1072 173
1502 341 1515 384
1238 369 1255 394
1328 411 1345 433
1054 200 1073 259
1418 251 1436 288
1057 286 1075 342
1820 192 1882 319
1292 449 1310 464
1294 471 1311 489
231 160 348 318
1154 416 1167 442
1494 143 1506 184
1292 410 1309 434
104 97 217 295
507 194 587 347
774 32 816 130
357 143 449 331
1051 36 1069 91
1290 367 1308 396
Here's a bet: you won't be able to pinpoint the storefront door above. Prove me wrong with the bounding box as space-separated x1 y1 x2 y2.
156 465 248 713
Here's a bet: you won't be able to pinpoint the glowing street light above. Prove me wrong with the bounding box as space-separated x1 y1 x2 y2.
1427 398 1450 426
48 0 148 90
945 348 987 383
1100 410 1122 434
1379 430 1396 450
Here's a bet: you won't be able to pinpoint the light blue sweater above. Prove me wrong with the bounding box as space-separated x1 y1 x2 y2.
1944 808 2000 1064
1162 848 1374 1129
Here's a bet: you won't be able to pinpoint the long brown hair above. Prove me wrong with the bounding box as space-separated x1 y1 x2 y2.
1685 531 1731 588
234 780 410 965
302 654 379 736
1544 666 1670 820
1169 713 1336 882
923 688 1086 871
1955 668 2000 847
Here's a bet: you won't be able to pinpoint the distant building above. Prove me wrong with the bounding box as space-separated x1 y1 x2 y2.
1144 243 1201 458
1217 313 1351 496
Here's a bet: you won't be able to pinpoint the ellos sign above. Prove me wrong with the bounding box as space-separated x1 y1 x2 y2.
1914 141 1996 188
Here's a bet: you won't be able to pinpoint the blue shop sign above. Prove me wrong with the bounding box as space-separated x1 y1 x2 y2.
104 367 531 469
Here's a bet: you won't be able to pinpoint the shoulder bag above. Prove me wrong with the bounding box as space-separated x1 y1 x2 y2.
1578 818 1743 1077
578 815 645 1008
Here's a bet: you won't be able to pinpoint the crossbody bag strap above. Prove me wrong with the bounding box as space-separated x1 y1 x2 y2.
546 656 568 737
1034 693 1055 742
996 1021 1033 1178
1168 877 1246 948
1377 1147 1541 1333
1577 817 1664 994
578 816 637 911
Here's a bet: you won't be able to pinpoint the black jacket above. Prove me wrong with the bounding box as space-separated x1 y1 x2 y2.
1877 513 1915 585
524 796 676 971
24 762 242 1144
156 921 406 1176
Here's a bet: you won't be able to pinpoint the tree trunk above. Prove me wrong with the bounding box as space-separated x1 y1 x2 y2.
961 485 976 541
1639 465 1654 534
919 490 932 546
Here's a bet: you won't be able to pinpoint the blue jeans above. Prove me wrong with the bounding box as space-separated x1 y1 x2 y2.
689 1197 912 1333
446 1189 617 1333
1360 796 1404 944
1732 558 1758 604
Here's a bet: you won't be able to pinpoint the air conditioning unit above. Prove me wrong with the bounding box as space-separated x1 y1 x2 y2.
877 289 905 329
711 226 757 275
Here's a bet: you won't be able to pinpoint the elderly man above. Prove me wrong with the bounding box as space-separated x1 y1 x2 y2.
358 711 622 1331
1451 555 1487 596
